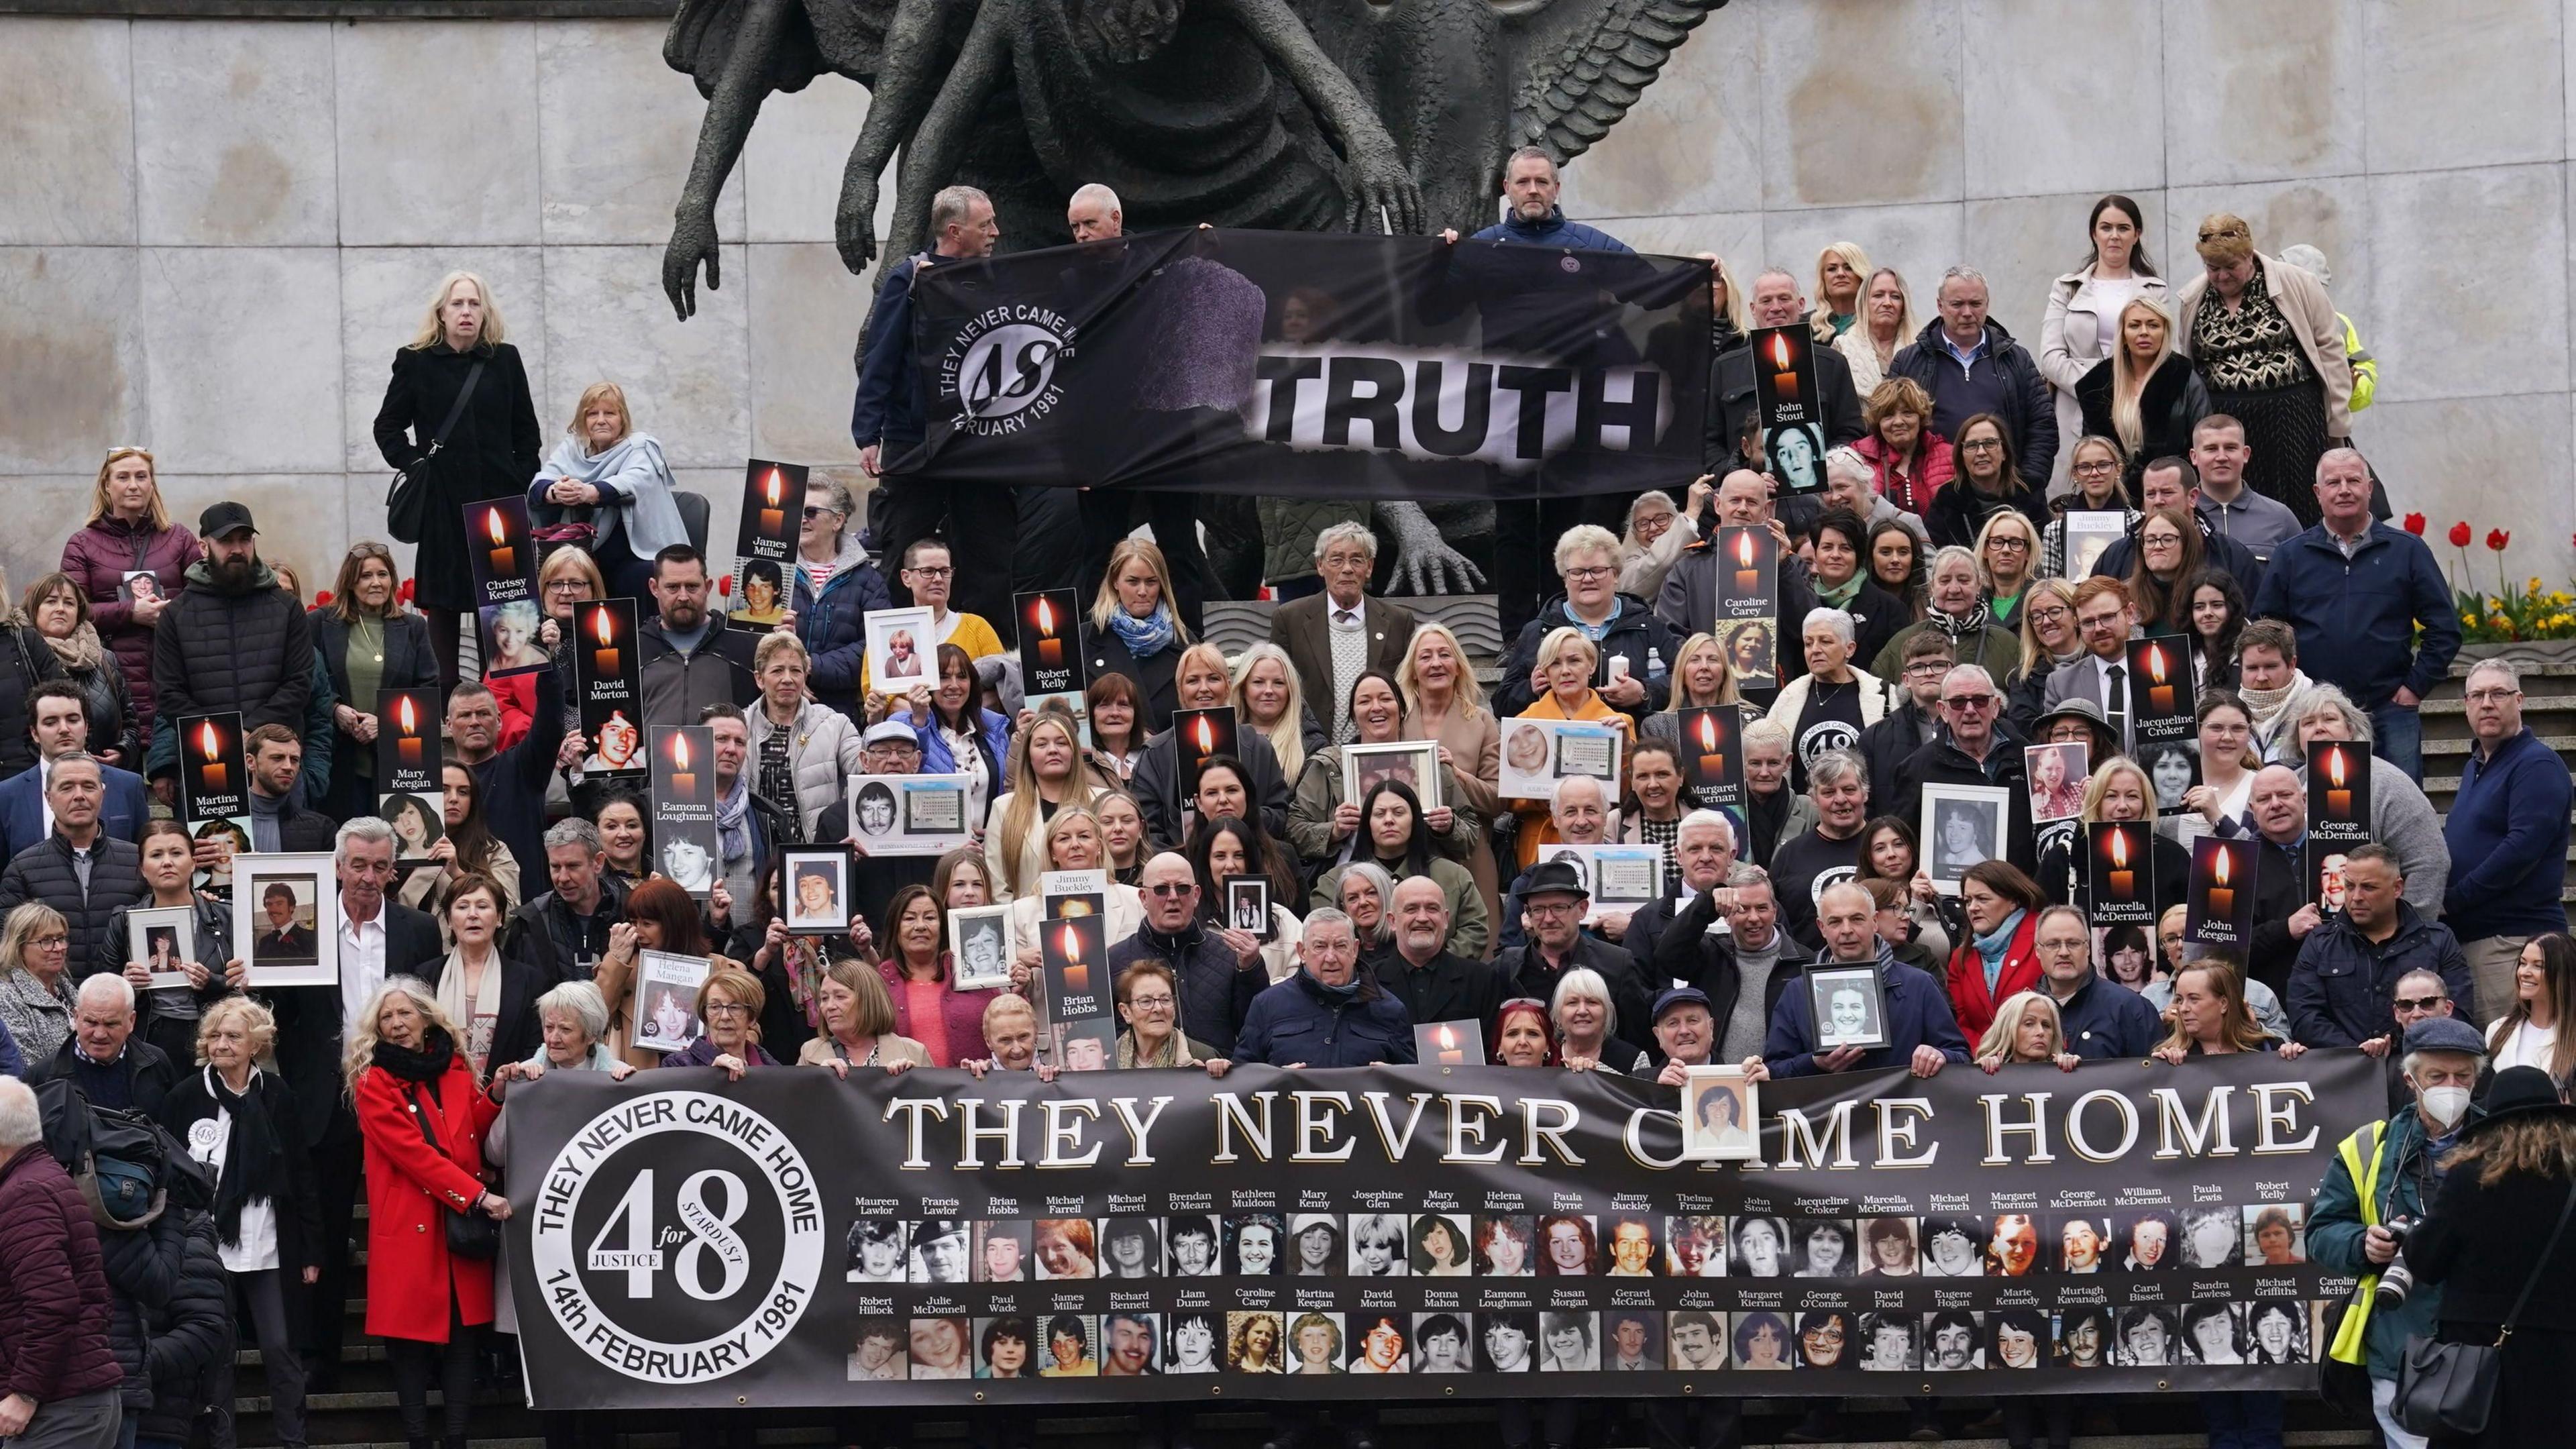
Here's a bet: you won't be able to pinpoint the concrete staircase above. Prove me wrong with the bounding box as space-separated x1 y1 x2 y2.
2418 659 2576 914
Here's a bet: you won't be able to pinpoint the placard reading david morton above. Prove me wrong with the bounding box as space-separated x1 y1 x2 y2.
526 1089 828 1389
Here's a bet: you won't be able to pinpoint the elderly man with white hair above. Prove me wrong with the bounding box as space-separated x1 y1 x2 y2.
0 1073 125 1449
1621 807 1738 975
1497 775 1614 952
1766 608 1898 792
1267 521 1417 741
1892 663 2038 875
21 972 178 1118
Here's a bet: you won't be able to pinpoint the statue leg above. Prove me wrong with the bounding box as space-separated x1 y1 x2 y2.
884 0 1016 258
835 0 969 273
663 0 796 319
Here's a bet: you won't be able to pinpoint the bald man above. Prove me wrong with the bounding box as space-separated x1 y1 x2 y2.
1107 852 1267 1055
1373 875 1507 1041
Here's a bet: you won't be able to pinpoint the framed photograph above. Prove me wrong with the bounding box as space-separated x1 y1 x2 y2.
865 606 938 687
1342 740 1440 812
1224 876 1273 939
1500 718 1623 801
631 949 712 1054
1919 783 2010 895
1567 844 1662 921
2024 742 2088 823
949 904 1016 990
845 773 975 856
127 906 196 992
782 846 854 935
1807 964 1890 1051
1681 1065 1758 1161
237 852 338 989
2063 511 2127 581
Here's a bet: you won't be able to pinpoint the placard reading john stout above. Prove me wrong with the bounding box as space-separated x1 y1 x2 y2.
506 1052 2377 1407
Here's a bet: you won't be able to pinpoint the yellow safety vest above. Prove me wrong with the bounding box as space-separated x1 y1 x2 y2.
2328 1119 2390 1365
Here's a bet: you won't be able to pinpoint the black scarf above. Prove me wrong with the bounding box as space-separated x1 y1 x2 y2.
371 1025 458 1091
205 1067 282 1246
1747 785 1790 867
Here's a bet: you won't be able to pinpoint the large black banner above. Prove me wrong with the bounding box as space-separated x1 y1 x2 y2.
900 229 1712 500
504 1053 2375 1407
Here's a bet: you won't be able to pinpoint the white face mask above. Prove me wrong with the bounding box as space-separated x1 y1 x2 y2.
2418 1085 2472 1130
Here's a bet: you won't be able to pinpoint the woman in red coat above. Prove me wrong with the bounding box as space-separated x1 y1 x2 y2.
1944 861 2047 1039
347 976 508 1449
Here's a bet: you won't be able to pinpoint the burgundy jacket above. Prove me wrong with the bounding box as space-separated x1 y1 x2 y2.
60 516 199 737
0 1142 124 1406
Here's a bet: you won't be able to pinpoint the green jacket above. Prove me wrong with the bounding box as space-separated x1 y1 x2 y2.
2309 1106 2464 1379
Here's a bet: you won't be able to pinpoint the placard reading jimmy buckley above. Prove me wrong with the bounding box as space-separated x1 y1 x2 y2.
506 1052 2377 1408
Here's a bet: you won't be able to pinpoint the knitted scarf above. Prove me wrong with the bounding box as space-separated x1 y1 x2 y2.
1107 604 1181 661
40 622 105 672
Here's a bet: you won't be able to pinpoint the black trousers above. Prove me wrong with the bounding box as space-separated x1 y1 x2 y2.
387 1295 476 1442
1077 490 1212 636
876 473 1021 641
304 1113 364 1381
422 607 466 689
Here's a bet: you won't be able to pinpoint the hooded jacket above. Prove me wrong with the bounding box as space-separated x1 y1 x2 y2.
146 557 312 776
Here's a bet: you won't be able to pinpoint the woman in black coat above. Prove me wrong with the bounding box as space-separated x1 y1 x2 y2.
0 574 66 782
1079 537 1192 733
2074 298 2211 500
2408 1066 2576 1448
309 543 440 823
370 271 541 687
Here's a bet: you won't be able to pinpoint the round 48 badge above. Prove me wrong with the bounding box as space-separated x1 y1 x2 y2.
529 1090 826 1385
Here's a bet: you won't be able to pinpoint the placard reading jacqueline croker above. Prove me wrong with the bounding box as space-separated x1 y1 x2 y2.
507 1053 2378 1409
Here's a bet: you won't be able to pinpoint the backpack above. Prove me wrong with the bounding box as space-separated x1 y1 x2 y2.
35 1075 172 1230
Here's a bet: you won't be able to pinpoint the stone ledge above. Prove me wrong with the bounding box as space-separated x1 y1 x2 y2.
0 1 674 16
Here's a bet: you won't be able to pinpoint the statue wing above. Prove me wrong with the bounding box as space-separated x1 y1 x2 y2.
1502 0 1729 162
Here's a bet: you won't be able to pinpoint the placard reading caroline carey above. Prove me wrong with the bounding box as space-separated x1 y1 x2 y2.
506 1053 2376 1408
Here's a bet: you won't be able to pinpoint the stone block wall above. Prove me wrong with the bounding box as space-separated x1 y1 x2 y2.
1 0 2569 598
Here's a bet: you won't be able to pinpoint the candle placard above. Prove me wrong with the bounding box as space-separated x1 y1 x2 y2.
374 687 446 863
1172 706 1239 811
574 599 645 776
2126 635 2199 816
1750 325 1826 494
1040 912 1110 1028
2086 822 2155 928
465 495 535 609
1676 706 1743 810
2184 837 2255 949
2306 741 2373 914
649 725 721 898
175 711 248 830
1014 588 1085 706
1414 1019 1486 1067
730 459 805 631
1713 526 1778 692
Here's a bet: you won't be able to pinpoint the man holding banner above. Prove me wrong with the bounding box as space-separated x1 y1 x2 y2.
1763 879 1966 1078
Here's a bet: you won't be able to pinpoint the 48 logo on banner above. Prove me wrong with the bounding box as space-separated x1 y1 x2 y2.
530 1090 828 1384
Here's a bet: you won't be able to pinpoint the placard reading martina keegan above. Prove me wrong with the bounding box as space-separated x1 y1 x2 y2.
504 1053 2376 1408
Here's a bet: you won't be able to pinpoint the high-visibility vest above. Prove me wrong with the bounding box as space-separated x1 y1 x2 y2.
2327 1118 2390 1366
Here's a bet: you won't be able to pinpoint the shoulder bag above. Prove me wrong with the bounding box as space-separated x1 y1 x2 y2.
386 359 486 545
404 1081 499 1260
2394 1175 2576 1437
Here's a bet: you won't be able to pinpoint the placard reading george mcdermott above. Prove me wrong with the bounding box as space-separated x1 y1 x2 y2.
505 1053 2376 1408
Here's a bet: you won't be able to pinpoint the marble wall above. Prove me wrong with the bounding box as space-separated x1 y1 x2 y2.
1 0 2570 595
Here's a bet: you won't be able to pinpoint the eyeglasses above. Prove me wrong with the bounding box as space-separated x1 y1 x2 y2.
2072 460 2119 476
2466 688 2522 704
1563 566 1615 583
32 934 68 948
1127 994 1175 1010
1986 536 2029 551
1144 882 1194 898
1960 439 2003 453
906 565 955 579
1903 661 1952 678
704 1001 751 1017
1941 695 1998 710
545 579 590 593
802 505 841 520
1525 900 1582 918
2028 606 2072 625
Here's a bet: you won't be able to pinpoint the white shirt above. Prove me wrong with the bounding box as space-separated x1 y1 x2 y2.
183 1069 279 1273
338 898 389 1050
2490 1018 2559 1075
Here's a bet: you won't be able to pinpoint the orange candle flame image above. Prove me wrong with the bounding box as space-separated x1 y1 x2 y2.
199 720 220 763
672 733 690 772
765 468 784 509
1193 715 1216 755
2145 644 2167 686
1736 532 1756 569
398 695 417 734
195 719 228 792
2110 829 2130 869
1697 713 1719 752
595 609 615 648
486 509 506 548
1061 920 1081 959
1034 596 1055 637
1434 1022 1464 1063
1768 334 1792 372
2212 848 2231 887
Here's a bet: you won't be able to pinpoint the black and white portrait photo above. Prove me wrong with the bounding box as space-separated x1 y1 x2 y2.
1807 965 1890 1050
847 1219 910 1283
1919 784 2008 892
909 1218 970 1283
2141 740 2201 816
854 781 899 837
949 904 1014 989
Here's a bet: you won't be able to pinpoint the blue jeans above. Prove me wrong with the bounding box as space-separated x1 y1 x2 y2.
2199 1390 2284 1449
2371 699 2423 783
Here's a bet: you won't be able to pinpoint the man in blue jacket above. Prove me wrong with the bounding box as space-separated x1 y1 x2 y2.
2033 904 2161 1059
2249 449 2459 781
1762 880 1967 1078
0 684 146 860
851 184 1015 629
1233 910 1416 1067
2288 845 2473 1051
2441 659 2573 1024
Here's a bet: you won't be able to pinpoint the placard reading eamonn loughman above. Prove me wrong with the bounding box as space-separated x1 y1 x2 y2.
504 1053 2377 1407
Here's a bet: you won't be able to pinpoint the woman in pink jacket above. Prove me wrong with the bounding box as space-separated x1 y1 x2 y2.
58 449 197 743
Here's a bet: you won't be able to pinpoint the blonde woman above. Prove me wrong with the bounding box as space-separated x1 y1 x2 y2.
745 633 865 838
2005 577 2083 722
1810 241 1870 340
61 446 194 739
2076 296 2208 498
1836 267 1915 397
1231 641 1318 785
1970 509 2043 631
371 270 541 686
1974 989 2079 1073
1006 808 1145 964
2032 755 2190 919
1130 641 1292 847
798 957 933 1074
1398 620 1503 938
526 379 686 602
2038 436 2140 578
987 710 1103 899
1507 628 1635 869
2042 196 2167 487
345 977 508 1449
2151 959 2303 1062
1081 537 1192 731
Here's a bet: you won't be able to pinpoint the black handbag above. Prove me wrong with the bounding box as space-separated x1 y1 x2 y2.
404 1083 499 1260
2394 1177 2576 1438
386 359 486 545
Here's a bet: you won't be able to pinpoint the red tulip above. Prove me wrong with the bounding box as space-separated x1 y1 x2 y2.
313 590 334 608
2449 521 2473 549
2403 513 2426 535
398 578 415 603
2487 529 2512 552
716 573 733 596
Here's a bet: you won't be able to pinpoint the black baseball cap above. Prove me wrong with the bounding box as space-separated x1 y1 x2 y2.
199 502 257 539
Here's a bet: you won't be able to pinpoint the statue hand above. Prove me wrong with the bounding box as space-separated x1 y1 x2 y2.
663 207 722 321
1342 138 1425 235
1381 500 1485 596
837 170 882 274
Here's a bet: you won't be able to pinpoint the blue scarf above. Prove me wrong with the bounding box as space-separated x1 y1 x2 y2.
714 771 753 863
1108 604 1180 661
1972 908 2026 996
1303 967 1363 1004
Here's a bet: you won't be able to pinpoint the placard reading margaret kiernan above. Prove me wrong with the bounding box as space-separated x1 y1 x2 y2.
902 229 1710 501
505 1051 2377 1408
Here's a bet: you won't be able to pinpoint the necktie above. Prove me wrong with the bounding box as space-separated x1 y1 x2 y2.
2105 663 2128 749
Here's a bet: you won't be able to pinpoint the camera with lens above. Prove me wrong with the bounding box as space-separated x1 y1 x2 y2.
2372 1216 2420 1310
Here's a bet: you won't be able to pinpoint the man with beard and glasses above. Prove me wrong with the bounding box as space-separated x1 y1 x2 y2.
146 503 311 806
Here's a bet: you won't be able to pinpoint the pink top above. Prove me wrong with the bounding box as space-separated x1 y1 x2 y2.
906 979 955 1066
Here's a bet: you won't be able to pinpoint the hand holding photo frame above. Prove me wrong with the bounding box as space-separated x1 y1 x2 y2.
1500 719 1623 802
1919 784 2010 896
1680 1065 1759 1161
947 904 1016 990
1342 741 1440 812
631 949 712 1053
1807 964 1890 1052
782 846 855 936
127 907 197 992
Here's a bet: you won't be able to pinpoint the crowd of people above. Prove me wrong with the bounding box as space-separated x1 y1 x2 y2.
0 162 2570 1449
